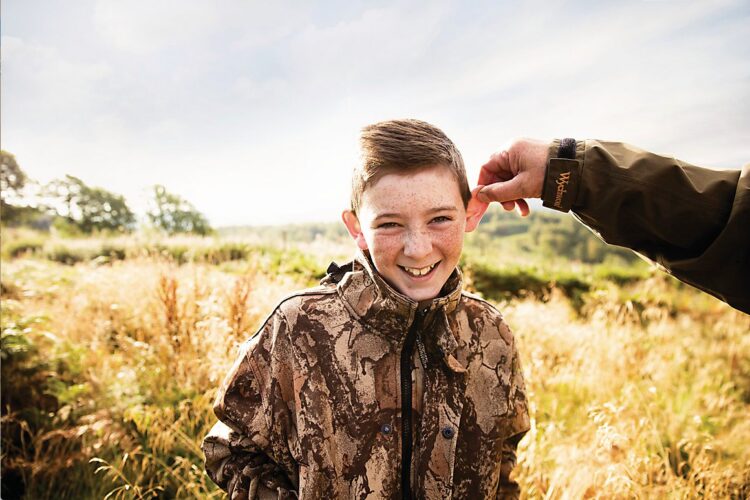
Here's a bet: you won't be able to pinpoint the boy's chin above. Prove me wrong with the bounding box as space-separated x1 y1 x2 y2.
383 274 439 302
396 281 444 302
403 289 441 302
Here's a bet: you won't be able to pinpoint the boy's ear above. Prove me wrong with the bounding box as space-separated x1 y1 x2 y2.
465 187 489 233
341 210 369 251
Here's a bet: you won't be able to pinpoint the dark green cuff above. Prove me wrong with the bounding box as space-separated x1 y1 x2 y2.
542 139 581 212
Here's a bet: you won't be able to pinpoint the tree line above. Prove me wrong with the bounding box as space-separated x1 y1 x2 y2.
2 149 641 265
0 150 211 235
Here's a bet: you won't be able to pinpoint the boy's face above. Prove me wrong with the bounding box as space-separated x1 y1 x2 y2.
342 165 487 301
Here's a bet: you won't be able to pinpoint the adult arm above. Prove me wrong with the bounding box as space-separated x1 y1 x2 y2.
477 139 750 314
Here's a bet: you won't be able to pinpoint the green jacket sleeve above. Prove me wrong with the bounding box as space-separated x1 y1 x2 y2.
542 139 749 314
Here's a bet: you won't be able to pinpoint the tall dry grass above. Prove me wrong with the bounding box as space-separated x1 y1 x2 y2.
1 244 749 499
508 287 750 498
1 256 304 499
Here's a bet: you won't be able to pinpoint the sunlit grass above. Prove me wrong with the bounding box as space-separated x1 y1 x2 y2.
508 293 750 498
1 231 748 499
2 254 303 499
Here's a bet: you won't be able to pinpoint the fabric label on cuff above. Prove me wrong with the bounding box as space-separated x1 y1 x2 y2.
542 158 580 212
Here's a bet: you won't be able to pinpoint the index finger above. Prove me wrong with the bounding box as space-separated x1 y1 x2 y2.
477 150 512 186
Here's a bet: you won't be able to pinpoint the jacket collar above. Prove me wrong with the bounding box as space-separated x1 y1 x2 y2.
334 252 463 347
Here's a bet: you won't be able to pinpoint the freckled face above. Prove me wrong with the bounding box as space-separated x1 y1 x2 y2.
354 166 468 301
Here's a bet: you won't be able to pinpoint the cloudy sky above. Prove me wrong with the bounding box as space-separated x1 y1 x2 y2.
3 0 749 226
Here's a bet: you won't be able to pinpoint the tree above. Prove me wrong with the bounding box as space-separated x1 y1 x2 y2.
1 151 27 201
0 151 50 227
44 175 136 233
147 185 212 236
1 151 28 222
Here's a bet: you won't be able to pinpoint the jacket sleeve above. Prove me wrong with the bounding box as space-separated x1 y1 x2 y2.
496 435 524 500
202 309 299 499
543 139 750 314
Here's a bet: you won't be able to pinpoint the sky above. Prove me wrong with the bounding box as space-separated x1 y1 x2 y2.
3 0 749 227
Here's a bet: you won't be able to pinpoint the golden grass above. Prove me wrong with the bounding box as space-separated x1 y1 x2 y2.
2 256 303 498
507 291 750 498
1 246 748 499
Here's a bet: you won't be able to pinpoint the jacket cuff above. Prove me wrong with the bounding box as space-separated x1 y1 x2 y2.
541 139 585 212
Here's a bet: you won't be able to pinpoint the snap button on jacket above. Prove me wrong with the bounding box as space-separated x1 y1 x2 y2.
203 254 530 499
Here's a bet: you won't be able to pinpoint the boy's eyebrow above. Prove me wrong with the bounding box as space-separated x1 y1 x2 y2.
373 206 458 220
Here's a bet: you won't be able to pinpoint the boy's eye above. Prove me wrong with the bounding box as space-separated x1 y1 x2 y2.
430 216 452 224
376 222 400 229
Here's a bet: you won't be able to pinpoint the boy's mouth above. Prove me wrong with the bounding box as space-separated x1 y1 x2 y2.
399 262 440 278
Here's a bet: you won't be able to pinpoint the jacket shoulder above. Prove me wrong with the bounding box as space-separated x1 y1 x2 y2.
458 291 515 346
277 283 337 306
255 283 340 331
459 290 505 320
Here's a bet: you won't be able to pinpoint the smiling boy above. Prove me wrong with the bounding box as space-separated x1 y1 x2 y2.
203 119 530 499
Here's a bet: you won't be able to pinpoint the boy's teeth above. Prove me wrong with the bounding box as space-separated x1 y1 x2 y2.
403 263 436 276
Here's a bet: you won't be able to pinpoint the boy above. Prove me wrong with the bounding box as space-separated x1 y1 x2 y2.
202 119 530 499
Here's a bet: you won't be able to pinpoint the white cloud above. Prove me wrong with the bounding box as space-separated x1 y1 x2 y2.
285 2 448 81
228 2 313 50
1 35 113 122
232 76 292 102
3 0 749 226
392 0 750 172
93 0 220 53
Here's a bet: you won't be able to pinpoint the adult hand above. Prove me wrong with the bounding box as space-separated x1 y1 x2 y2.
476 139 549 216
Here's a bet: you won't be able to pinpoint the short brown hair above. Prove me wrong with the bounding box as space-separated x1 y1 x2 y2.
351 119 471 213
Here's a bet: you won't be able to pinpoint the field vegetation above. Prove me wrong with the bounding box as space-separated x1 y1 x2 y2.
1 218 749 499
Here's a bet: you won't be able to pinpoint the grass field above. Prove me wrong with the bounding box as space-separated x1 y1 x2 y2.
1 229 749 499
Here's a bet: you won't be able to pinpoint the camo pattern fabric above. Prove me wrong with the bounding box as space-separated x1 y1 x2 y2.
203 253 529 499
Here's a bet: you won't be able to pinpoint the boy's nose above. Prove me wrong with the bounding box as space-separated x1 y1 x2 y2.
403 230 432 259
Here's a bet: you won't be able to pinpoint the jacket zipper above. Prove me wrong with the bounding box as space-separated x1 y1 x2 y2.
400 308 426 500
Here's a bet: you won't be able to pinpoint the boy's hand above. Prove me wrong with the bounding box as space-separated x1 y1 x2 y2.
475 139 549 216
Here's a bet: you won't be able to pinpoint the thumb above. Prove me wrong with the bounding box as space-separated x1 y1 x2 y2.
477 176 525 203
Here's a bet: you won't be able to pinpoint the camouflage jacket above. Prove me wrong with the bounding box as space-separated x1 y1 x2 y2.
203 254 529 499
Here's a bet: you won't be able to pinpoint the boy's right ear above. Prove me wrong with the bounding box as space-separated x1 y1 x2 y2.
341 210 369 251
465 187 489 232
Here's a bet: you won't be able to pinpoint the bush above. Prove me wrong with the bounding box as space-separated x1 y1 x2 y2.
44 246 88 265
553 273 592 311
51 217 85 238
594 264 651 285
465 261 549 301
258 246 327 284
95 244 127 262
194 242 251 264
464 260 593 309
4 238 44 258
143 244 191 264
